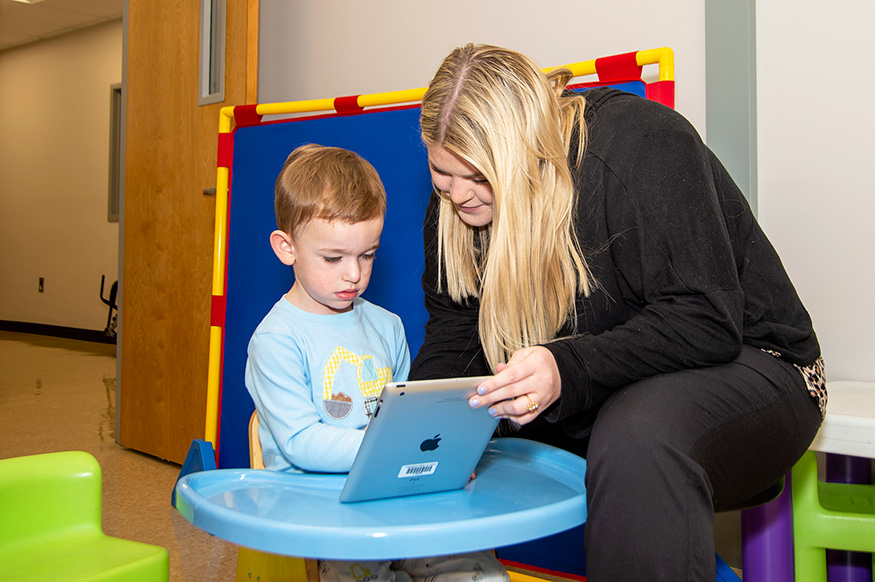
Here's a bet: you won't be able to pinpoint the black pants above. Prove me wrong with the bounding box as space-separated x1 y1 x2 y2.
522 346 822 581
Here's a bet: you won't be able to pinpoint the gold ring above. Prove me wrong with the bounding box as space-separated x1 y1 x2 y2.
524 394 540 412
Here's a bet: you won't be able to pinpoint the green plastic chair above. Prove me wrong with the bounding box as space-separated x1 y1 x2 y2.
791 450 875 581
0 451 169 581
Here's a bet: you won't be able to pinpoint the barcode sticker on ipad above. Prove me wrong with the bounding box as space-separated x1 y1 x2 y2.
398 462 438 478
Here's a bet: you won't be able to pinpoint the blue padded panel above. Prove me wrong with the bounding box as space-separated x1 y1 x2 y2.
574 79 646 98
496 523 587 575
218 106 432 468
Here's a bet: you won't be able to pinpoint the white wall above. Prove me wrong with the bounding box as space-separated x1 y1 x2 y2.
0 20 122 331
258 0 707 135
756 2 875 382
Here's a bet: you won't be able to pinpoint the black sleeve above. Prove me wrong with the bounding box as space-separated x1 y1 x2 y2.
544 106 746 420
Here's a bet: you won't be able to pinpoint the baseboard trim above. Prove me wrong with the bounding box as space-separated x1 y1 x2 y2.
0 320 116 345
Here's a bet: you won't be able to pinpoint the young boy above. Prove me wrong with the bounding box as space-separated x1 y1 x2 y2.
245 144 508 582
246 144 408 474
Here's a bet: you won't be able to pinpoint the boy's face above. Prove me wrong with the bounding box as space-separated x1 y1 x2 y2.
282 217 383 315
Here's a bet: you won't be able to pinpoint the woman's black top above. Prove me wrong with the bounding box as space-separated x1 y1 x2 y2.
410 87 820 437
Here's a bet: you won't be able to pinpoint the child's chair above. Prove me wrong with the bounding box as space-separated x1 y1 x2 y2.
234 411 320 581
0 450 169 582
789 380 875 582
791 450 875 582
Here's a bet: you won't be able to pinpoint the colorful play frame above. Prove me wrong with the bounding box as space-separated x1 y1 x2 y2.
203 47 674 468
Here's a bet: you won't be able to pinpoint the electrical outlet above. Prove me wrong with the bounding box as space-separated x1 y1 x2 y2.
38 277 44 293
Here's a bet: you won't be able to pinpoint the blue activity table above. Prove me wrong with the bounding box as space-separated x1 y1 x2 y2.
175 438 587 560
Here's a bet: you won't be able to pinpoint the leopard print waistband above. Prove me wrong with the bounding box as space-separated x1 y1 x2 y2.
761 349 827 419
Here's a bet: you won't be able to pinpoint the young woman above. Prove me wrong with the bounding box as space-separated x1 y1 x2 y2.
410 44 825 581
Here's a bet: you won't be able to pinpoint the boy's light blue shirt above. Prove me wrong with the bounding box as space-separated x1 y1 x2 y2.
245 296 410 473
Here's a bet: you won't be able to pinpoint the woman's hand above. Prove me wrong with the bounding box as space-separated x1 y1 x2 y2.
468 346 561 424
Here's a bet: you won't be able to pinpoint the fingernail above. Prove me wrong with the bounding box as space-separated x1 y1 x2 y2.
469 398 480 408
477 385 487 396
488 407 498 417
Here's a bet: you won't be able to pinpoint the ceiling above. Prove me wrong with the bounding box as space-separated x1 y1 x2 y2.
0 0 123 52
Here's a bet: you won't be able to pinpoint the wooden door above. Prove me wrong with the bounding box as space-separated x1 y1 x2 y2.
120 0 257 463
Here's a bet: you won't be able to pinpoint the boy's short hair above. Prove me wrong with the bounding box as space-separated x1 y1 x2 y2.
275 144 387 237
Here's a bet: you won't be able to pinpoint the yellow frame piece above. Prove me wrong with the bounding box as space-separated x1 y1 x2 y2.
204 47 674 447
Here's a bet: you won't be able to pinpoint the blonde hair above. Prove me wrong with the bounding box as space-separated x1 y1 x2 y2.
420 43 593 370
275 144 386 237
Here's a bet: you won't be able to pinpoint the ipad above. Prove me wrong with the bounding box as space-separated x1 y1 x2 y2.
339 376 498 503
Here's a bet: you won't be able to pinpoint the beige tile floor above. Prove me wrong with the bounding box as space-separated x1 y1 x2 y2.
0 331 238 581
